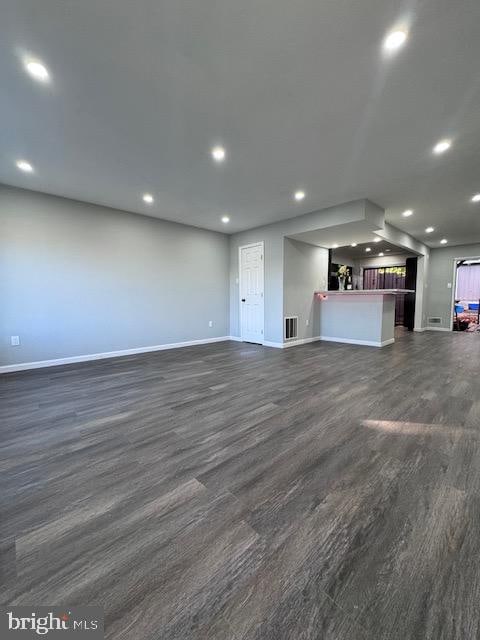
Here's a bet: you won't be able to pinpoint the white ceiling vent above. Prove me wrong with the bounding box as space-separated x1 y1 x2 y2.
285 316 298 340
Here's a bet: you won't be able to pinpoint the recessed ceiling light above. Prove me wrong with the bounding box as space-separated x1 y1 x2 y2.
24 58 50 82
332 243 339 249
425 226 434 233
374 237 381 243
471 194 480 202
221 215 230 223
351 242 357 247
440 238 448 244
294 190 306 201
142 193 154 204
383 29 408 52
16 160 33 173
365 247 371 252
211 146 226 162
402 209 413 217
433 139 451 154
385 249 391 252
378 252 384 257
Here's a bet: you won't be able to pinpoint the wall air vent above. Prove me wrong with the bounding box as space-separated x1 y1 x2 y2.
427 317 442 324
284 316 298 340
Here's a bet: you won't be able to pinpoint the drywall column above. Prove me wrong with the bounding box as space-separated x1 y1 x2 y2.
414 254 429 331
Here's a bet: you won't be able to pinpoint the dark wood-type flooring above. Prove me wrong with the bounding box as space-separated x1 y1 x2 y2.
2 331 480 639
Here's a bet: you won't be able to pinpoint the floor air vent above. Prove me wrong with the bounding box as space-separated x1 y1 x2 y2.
285 316 298 340
428 317 442 324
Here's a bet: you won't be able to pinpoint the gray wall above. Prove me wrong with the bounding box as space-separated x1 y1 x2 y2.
283 239 328 341
0 186 229 366
229 227 285 344
426 243 480 329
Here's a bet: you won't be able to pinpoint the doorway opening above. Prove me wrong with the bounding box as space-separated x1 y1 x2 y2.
452 258 480 332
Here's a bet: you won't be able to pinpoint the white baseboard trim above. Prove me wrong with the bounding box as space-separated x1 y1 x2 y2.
0 336 233 374
5 332 401 371
414 327 426 332
283 336 322 348
380 338 395 347
319 335 395 347
425 326 451 332
263 335 394 349
261 337 321 349
262 340 284 348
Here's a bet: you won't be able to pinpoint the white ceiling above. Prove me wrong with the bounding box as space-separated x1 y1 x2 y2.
332 241 413 262
1 0 480 246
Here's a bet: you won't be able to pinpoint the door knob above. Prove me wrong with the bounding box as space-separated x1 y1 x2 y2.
241 298 246 302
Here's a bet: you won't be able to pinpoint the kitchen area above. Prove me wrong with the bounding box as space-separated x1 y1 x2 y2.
314 240 417 347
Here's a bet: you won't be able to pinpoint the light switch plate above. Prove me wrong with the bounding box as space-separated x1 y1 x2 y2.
11 336 20 346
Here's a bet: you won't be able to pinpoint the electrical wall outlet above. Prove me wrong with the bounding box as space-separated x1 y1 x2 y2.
305 319 309 326
208 320 213 327
11 336 20 346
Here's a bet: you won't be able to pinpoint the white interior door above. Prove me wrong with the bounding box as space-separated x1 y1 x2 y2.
239 242 264 344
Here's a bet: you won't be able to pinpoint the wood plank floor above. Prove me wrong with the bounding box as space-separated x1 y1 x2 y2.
1 331 480 639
